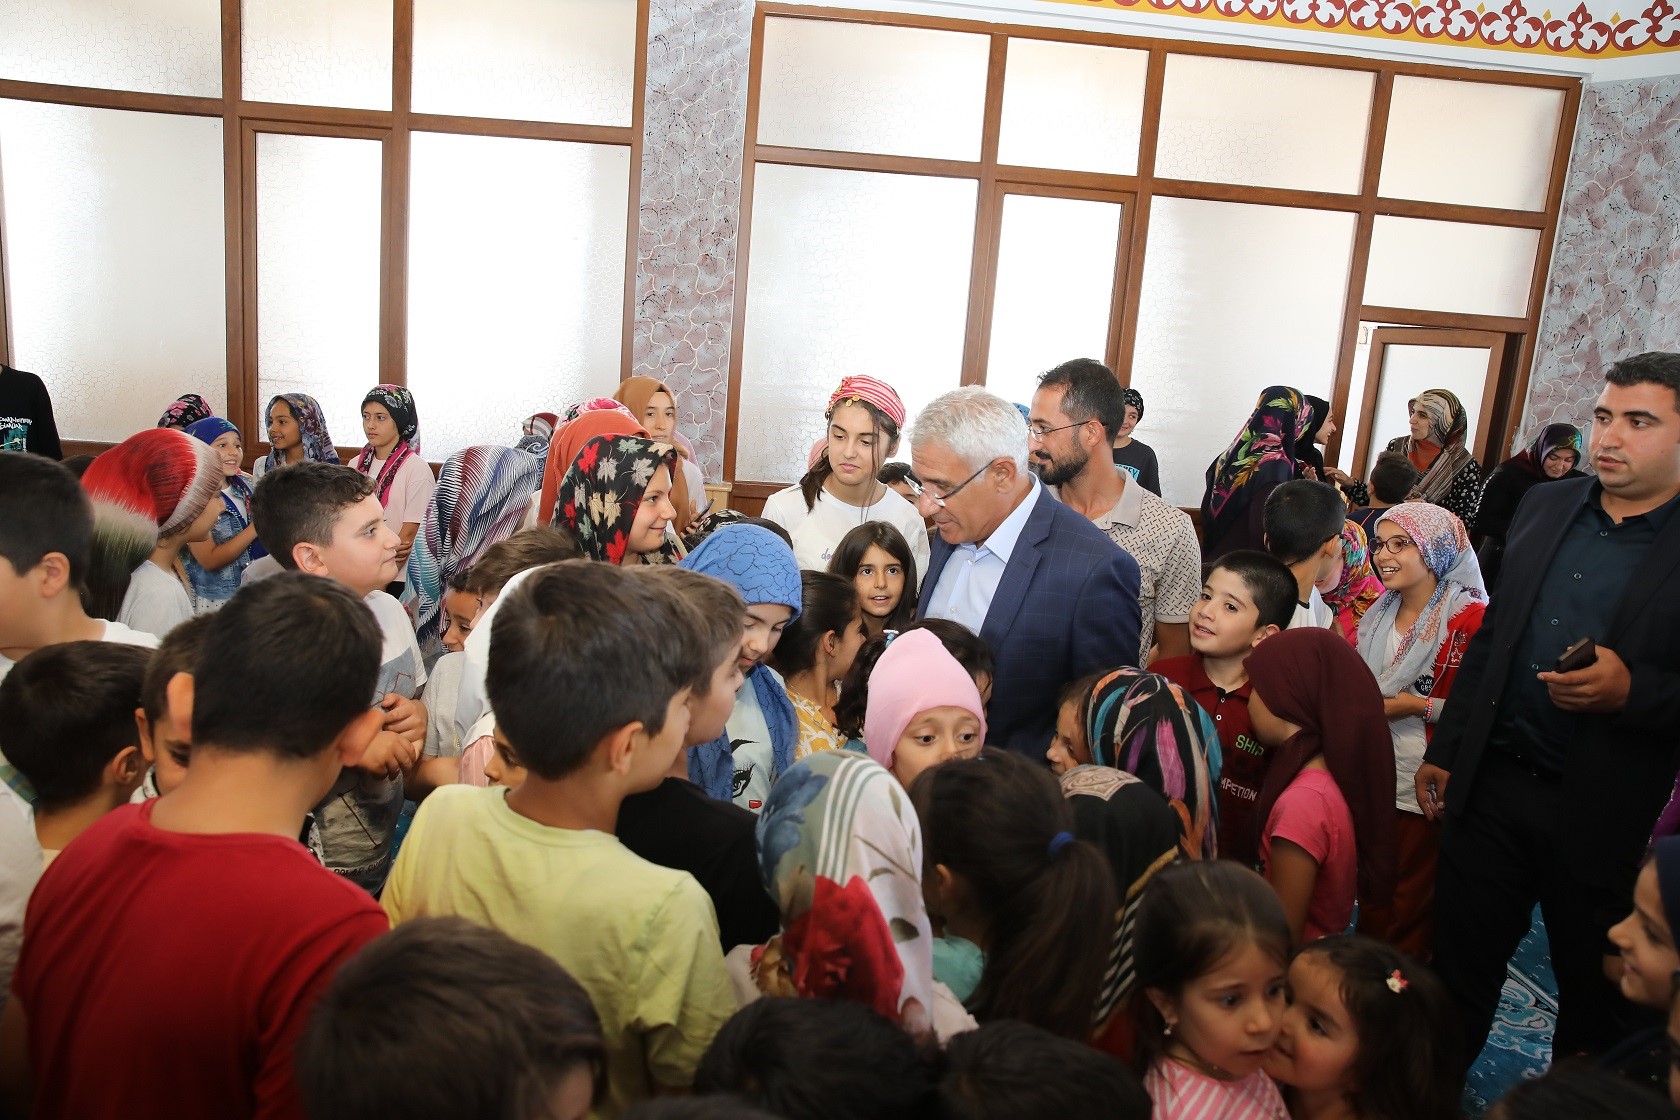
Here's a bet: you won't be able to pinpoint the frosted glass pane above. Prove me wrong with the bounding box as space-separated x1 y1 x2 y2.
407 133 630 460
985 194 1122 406
0 100 226 442
243 0 393 110
1132 198 1357 507
997 40 1146 175
0 0 221 96
1379 78 1563 212
256 133 383 444
1365 217 1539 318
411 0 636 125
1364 343 1492 474
756 18 988 161
738 164 977 482
1156 56 1372 194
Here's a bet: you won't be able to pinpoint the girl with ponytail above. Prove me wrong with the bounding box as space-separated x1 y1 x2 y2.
761 376 930 583
910 748 1118 1041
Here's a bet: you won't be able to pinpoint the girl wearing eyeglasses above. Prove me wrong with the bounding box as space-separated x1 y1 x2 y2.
1352 503 1487 958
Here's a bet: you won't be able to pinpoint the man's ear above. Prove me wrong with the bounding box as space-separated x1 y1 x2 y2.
991 457 1019 489
164 673 195 743
333 707 387 767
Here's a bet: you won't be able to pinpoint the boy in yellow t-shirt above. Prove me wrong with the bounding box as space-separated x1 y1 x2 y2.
382 561 733 1119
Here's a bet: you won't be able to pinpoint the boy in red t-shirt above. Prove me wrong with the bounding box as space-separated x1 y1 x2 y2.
1151 550 1295 866
0 574 391 1120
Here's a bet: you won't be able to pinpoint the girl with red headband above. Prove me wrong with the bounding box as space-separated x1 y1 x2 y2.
761 376 929 584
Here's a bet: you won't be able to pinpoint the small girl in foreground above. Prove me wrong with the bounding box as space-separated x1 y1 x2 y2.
1265 935 1460 1120
1134 860 1290 1120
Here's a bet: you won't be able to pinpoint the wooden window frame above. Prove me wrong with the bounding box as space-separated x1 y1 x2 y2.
725 3 1581 506
0 0 651 460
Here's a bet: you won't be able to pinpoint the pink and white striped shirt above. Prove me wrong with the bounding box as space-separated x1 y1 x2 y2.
1145 1059 1288 1120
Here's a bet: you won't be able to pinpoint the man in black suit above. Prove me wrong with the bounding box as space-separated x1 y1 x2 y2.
1417 352 1680 1073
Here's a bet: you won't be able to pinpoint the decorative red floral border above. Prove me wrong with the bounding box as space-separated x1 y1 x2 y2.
1055 0 1680 55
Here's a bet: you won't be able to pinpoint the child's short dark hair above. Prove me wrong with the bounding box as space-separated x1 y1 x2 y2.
1262 479 1347 565
1368 452 1419 505
770 571 861 678
695 998 935 1120
827 521 918 634
936 1020 1151 1120
911 750 1116 1040
251 462 375 571
1058 671 1105 712
0 453 92 586
487 562 706 780
877 461 921 487
625 566 745 697
192 573 381 759
446 566 473 594
140 614 214 724
1292 935 1460 1120
1489 1060 1680 1119
296 916 604 1120
1206 549 1298 633
463 525 581 595
1132 861 1291 1067
834 619 996 740
0 641 151 811
61 454 97 480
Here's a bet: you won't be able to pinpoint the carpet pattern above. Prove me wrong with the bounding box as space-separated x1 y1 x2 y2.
1463 910 1557 1114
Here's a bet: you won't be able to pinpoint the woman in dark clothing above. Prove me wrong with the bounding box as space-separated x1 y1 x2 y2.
1475 423 1584 587
1200 385 1308 562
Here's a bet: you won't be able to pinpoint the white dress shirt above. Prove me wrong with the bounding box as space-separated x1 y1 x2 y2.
924 478 1042 635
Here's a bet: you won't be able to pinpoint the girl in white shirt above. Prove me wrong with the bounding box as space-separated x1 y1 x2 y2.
356 385 434 589
761 376 929 582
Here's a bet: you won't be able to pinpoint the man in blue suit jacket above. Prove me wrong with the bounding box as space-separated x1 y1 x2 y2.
911 387 1142 759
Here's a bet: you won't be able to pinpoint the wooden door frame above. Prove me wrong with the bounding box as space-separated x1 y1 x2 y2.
1351 326 1505 476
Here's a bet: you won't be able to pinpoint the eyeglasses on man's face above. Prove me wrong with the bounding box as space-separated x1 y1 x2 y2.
1025 419 1092 444
908 459 1001 509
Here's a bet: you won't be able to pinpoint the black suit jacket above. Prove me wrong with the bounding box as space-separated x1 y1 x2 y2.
1427 476 1680 877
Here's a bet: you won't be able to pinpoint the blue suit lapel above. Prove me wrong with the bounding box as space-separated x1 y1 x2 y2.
979 491 1051 651
918 533 956 616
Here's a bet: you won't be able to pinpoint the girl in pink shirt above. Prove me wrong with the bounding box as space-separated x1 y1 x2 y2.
1135 861 1292 1120
1245 629 1396 946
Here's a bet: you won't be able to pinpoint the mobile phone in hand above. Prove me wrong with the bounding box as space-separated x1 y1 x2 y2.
1555 637 1598 674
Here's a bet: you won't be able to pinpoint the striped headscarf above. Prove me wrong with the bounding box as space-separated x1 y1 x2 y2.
354 385 422 507
404 445 544 657
828 376 907 430
1084 668 1222 861
263 394 342 471
1406 389 1474 506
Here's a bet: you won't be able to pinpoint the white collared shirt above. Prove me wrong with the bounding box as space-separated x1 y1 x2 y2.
925 477 1042 635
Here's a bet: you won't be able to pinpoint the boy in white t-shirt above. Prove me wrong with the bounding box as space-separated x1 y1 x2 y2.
0 455 159 804
252 462 427 893
1262 480 1345 631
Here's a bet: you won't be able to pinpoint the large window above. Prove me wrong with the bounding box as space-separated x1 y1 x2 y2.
0 0 643 460
728 8 1578 508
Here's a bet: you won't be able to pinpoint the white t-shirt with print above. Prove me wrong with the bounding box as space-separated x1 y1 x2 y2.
761 485 929 588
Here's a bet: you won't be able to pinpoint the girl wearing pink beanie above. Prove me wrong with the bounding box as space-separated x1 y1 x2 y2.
82 428 224 636
864 628 988 788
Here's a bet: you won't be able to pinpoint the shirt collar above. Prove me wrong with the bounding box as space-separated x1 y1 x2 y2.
971 476 1040 563
1585 478 1680 531
1050 474 1142 532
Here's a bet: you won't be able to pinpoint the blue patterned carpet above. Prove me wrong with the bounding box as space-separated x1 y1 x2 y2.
1463 909 1557 1115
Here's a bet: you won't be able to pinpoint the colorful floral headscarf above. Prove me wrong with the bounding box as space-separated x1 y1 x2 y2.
1320 520 1385 643
553 435 679 565
752 750 936 1038
404 445 544 657
1084 668 1222 860
1201 386 1306 547
1356 502 1486 699
354 385 422 507
157 394 213 430
263 394 342 471
1513 423 1583 479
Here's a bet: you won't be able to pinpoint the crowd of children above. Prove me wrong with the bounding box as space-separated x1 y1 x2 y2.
0 360 1672 1120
